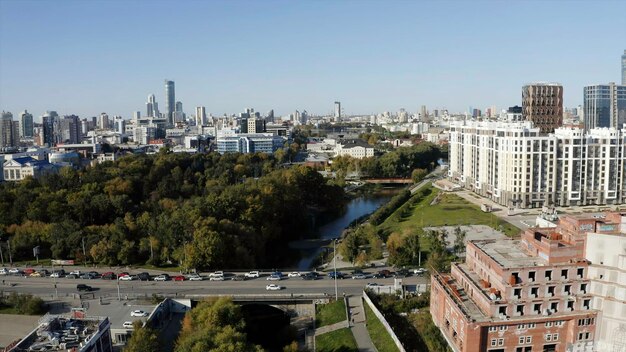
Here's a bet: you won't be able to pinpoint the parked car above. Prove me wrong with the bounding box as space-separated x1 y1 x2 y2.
208 271 224 278
23 268 35 276
394 269 410 278
80 273 96 280
173 276 185 282
244 271 260 278
122 321 134 329
29 271 43 277
119 275 135 281
50 272 64 278
8 268 21 275
287 272 301 278
266 284 282 291
130 310 148 317
0 268 7 275
137 272 151 281
66 273 78 279
209 275 225 281
69 270 81 276
301 272 319 280
373 270 391 278
366 282 381 289
101 272 117 280
266 274 281 281
76 284 93 292
352 273 368 280
154 274 169 281
412 268 427 275
327 271 345 279
187 274 203 281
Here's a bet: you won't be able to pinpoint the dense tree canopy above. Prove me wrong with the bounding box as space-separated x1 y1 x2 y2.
0 151 344 269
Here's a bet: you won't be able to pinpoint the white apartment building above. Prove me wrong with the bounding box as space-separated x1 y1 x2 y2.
584 212 626 352
448 121 626 208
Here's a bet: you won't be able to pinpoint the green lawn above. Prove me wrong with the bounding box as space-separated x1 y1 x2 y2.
315 328 358 352
379 186 520 243
316 299 347 327
364 302 400 352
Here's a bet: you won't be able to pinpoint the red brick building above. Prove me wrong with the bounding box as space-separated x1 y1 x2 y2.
430 218 599 352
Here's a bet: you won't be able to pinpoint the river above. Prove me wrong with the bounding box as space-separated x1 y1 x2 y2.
296 191 396 270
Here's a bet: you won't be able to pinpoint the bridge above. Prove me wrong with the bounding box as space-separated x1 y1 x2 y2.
362 178 413 184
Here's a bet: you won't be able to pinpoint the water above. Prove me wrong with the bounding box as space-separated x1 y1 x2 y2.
296 193 394 270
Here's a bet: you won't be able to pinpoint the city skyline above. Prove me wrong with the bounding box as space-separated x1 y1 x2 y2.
1 1 625 119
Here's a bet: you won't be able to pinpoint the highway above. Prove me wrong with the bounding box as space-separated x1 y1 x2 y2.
0 274 429 299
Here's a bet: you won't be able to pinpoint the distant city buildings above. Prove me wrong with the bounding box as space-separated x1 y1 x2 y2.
334 101 341 122
448 121 626 209
165 80 175 126
19 110 33 138
0 111 18 148
622 50 626 85
195 106 206 126
216 130 283 154
146 94 159 118
584 82 626 130
523 83 563 134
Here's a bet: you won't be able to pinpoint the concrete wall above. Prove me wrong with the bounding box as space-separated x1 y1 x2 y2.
362 291 406 352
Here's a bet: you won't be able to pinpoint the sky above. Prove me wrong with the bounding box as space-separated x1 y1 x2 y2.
1 0 625 120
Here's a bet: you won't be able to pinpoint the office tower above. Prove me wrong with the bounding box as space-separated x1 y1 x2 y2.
622 50 626 85
174 101 184 123
133 111 141 120
195 106 206 126
99 113 109 130
146 94 159 117
334 101 341 122
420 105 428 122
0 111 16 148
522 83 563 133
19 110 33 138
164 80 175 126
113 116 125 135
41 111 58 147
266 109 274 123
584 82 626 129
81 118 90 135
60 115 81 144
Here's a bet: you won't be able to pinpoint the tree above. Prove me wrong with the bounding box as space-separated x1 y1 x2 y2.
404 232 421 266
453 226 466 255
124 322 160 352
411 168 428 183
339 231 361 265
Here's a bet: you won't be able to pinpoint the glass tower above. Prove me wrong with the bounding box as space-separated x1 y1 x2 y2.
584 83 626 130
165 80 175 126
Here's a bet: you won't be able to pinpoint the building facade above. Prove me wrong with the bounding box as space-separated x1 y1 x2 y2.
622 50 626 86
2 156 57 181
584 83 626 130
431 220 598 352
19 110 34 138
448 121 626 208
216 131 283 154
165 80 175 126
0 111 17 148
195 106 206 126
523 83 563 134
334 101 341 122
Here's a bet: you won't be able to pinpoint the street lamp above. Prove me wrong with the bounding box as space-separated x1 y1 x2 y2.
333 239 338 301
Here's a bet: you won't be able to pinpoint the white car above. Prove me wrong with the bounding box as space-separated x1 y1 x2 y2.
266 275 281 281
153 275 168 281
130 310 148 317
49 272 62 278
287 272 301 278
187 274 203 281
8 268 21 275
266 284 282 291
0 268 7 275
208 271 224 278
412 268 428 275
244 271 260 278
69 270 81 276
209 275 224 281
122 321 135 329
119 275 135 281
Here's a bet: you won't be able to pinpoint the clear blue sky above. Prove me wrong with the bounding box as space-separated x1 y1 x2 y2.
1 0 625 120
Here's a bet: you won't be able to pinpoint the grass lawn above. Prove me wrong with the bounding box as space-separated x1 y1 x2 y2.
315 328 358 352
364 302 400 352
316 299 347 327
379 186 520 246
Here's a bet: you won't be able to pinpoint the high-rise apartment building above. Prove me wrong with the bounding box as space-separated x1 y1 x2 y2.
583 83 626 130
59 115 81 144
41 111 58 147
334 101 341 122
622 50 626 85
19 110 33 138
165 80 175 126
99 113 109 130
448 121 626 208
522 83 563 133
0 111 16 148
174 101 184 123
195 106 206 126
146 94 159 117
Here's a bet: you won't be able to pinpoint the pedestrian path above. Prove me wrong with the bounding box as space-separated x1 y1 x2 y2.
348 295 377 352
314 320 349 336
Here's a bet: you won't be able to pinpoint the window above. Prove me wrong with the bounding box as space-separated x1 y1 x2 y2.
561 269 568 279
491 339 497 347
546 334 552 341
489 326 497 332
529 271 536 281
546 322 553 327
545 270 552 280
519 337 525 344
553 333 559 341
500 326 507 331
498 338 504 346
526 336 532 344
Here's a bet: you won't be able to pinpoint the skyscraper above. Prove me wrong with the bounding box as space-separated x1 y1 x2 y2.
0 111 16 148
19 110 33 138
584 82 626 130
41 111 58 146
99 113 109 130
146 94 159 117
622 50 626 85
522 83 563 133
60 115 81 144
334 101 341 122
174 101 184 123
195 106 206 126
165 80 175 126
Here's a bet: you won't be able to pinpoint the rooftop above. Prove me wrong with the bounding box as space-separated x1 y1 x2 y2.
473 239 544 269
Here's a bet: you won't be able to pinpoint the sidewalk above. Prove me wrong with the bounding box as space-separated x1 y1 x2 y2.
314 320 349 336
348 295 377 352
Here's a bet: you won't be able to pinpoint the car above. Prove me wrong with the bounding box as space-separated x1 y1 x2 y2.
412 268 427 275
76 284 93 292
80 273 96 280
327 271 345 279
153 275 169 281
366 282 381 289
119 275 135 281
374 270 391 278
29 271 43 277
244 271 260 278
8 268 21 275
208 271 224 278
209 275 224 281
0 268 7 275
137 272 151 281
66 274 78 279
50 272 64 278
88 271 100 278
394 269 410 278
352 273 368 279
118 272 130 278
302 272 318 280
266 274 281 281
187 274 203 281
101 272 117 280
122 321 134 329
232 275 247 281
130 310 149 317
23 268 35 276
287 272 301 278
69 270 81 276
173 275 185 282
266 284 282 291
